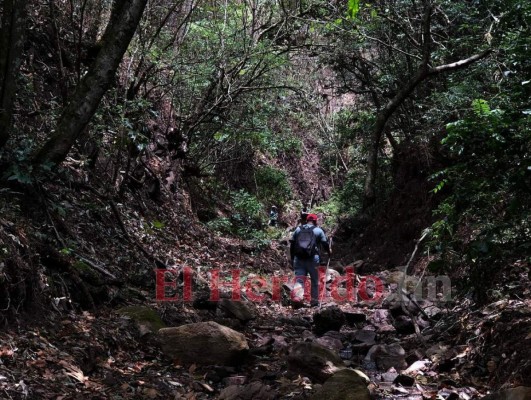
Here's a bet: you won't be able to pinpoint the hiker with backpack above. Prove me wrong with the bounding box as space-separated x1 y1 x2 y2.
269 205 278 226
289 213 331 307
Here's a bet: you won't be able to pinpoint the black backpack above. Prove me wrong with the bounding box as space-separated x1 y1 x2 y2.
294 225 317 259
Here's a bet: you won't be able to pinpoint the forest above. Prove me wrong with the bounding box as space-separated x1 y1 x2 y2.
0 0 529 399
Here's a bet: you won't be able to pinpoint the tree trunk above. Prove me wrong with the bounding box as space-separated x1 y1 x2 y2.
0 0 28 150
33 0 148 167
363 67 429 209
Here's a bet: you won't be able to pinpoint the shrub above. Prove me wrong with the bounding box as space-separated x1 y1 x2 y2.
254 166 292 205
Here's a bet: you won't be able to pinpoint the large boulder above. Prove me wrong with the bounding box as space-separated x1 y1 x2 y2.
158 321 249 366
286 342 345 383
313 306 346 335
310 369 371 400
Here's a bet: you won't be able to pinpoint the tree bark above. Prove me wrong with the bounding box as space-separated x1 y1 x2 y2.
0 0 28 150
33 0 148 167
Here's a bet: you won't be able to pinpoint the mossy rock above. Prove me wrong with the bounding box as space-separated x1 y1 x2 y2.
310 369 371 400
118 306 166 335
286 342 345 383
73 261 103 286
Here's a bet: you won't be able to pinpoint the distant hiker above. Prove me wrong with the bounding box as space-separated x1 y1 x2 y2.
269 206 278 226
300 206 309 224
290 213 330 307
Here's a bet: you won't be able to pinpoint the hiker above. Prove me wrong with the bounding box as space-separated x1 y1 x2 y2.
269 205 278 226
300 206 309 224
290 213 331 307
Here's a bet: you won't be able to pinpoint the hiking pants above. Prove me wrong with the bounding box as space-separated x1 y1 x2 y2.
294 255 320 301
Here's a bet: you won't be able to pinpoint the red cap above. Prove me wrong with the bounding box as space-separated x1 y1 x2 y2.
307 213 318 222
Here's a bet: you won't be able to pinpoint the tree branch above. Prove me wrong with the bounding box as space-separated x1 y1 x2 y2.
429 49 492 75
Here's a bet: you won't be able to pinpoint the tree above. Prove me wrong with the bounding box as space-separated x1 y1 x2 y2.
0 0 28 149
32 0 148 167
312 0 492 211
361 1 490 209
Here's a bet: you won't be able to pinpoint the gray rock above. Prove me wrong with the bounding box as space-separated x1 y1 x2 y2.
313 306 346 335
371 309 395 333
394 374 415 386
217 299 255 322
322 330 345 341
117 306 165 336
353 329 377 345
481 387 531 400
365 343 407 371
219 381 275 400
158 321 249 365
344 312 367 325
381 371 399 382
272 334 289 351
405 349 424 365
302 330 315 341
309 369 371 400
325 268 341 283
314 335 343 352
393 315 416 335
387 294 423 317
222 376 247 386
350 329 377 353
286 342 345 383
424 305 443 319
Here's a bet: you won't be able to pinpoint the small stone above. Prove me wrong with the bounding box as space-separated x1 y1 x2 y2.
481 386 531 400
204 371 221 383
219 381 274 400
344 312 367 325
365 343 407 371
314 335 343 352
381 372 399 382
353 330 376 345
217 299 255 322
222 375 247 386
405 349 424 365
393 315 416 335
313 306 346 335
272 335 289 351
393 374 415 386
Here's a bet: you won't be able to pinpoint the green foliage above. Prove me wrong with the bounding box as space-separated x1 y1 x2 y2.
206 217 232 235
429 30 531 299
230 189 263 234
347 0 360 20
336 171 364 216
471 99 491 116
4 164 33 184
254 166 292 205
206 189 266 239
118 306 166 331
311 196 341 226
150 220 165 230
